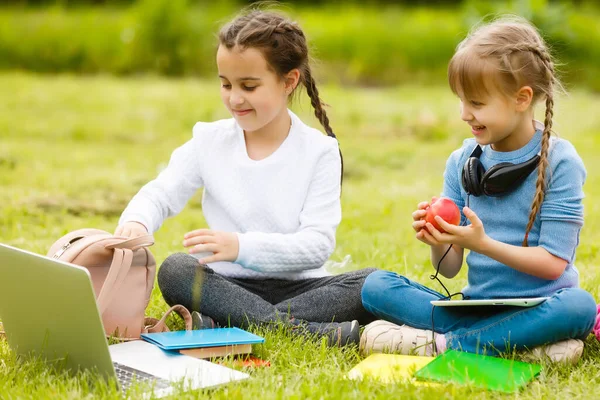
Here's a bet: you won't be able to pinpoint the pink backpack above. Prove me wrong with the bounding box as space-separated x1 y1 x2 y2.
47 229 191 339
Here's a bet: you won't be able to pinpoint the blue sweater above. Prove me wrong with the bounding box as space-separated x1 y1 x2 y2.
442 130 586 299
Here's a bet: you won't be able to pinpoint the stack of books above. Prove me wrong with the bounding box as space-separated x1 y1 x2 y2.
179 342 253 359
140 327 265 361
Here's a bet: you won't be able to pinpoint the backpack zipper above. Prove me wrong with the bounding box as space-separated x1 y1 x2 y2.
52 236 84 259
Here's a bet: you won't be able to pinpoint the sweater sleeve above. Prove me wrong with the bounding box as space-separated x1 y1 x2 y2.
118 127 205 233
234 143 342 273
537 140 586 263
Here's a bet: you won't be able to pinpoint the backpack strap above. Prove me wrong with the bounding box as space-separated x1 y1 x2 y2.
96 235 155 314
143 305 193 333
96 248 134 315
106 234 155 251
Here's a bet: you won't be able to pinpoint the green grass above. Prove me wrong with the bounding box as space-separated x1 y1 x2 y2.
1 72 600 398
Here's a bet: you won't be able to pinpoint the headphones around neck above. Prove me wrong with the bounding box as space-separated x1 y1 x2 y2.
461 145 541 197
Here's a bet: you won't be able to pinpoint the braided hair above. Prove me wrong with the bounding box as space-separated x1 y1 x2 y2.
219 11 343 181
448 16 562 246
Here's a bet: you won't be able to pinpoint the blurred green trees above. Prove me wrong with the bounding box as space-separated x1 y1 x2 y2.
0 0 599 89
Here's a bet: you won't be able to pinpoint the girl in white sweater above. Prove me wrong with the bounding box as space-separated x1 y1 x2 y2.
116 10 375 346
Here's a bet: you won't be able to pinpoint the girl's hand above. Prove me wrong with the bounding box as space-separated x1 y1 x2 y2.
114 221 149 238
183 229 239 264
424 207 489 252
412 201 439 246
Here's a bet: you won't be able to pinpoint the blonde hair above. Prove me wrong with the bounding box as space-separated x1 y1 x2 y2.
448 16 562 246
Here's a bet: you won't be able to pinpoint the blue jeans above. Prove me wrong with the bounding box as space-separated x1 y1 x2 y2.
361 270 597 355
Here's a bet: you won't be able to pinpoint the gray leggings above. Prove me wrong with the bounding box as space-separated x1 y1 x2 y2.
157 253 378 328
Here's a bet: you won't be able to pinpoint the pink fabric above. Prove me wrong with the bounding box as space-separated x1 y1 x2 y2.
47 229 156 339
435 333 447 354
594 304 600 341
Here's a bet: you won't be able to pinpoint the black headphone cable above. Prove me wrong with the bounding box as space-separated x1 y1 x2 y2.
429 195 471 354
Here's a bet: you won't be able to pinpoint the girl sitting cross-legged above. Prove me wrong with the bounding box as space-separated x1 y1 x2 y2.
115 10 377 347
360 16 597 363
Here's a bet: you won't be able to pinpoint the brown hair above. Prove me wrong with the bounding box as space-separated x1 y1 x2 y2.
448 16 562 246
219 10 343 180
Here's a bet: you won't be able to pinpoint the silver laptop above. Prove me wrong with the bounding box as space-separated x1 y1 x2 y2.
0 243 249 398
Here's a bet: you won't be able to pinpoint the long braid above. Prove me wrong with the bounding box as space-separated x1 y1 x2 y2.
220 11 344 183
522 45 555 246
271 19 337 142
304 67 334 138
274 19 344 182
304 65 344 182
523 98 552 246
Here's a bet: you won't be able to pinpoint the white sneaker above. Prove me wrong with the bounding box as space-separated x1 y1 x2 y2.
360 320 435 357
527 339 584 365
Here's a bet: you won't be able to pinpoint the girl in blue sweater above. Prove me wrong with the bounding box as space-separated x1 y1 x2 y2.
360 16 597 363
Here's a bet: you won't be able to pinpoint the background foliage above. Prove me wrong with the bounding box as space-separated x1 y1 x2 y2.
0 0 599 89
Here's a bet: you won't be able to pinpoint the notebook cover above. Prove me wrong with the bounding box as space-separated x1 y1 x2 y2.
140 327 265 350
347 354 434 383
413 349 542 393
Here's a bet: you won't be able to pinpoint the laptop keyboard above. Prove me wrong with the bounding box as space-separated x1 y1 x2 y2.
113 362 171 395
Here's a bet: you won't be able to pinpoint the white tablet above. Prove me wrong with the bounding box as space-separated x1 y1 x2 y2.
430 297 549 307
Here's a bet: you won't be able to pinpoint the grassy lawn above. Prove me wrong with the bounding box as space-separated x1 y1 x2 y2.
1 72 600 398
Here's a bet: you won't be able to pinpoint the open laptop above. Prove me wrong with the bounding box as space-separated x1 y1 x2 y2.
430 297 549 307
0 243 249 398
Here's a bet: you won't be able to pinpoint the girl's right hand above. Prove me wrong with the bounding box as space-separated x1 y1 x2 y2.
114 221 149 238
412 201 438 246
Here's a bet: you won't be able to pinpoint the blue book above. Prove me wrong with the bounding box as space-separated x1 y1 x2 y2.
140 327 265 350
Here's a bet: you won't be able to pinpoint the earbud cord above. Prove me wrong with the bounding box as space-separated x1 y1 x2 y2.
430 195 471 355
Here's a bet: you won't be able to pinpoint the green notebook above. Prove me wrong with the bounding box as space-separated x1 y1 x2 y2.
413 350 541 393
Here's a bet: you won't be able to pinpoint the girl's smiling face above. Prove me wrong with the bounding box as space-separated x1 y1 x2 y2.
217 45 290 133
459 90 519 150
449 49 538 152
457 84 535 152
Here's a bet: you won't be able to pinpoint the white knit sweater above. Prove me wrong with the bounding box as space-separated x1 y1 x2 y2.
119 110 342 279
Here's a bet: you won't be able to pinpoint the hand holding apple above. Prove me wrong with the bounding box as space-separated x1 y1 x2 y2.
424 205 489 253
425 196 461 233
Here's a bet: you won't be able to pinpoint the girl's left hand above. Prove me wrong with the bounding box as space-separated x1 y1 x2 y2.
183 229 239 264
425 207 489 253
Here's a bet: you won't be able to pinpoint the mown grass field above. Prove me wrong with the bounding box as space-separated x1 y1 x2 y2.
1 72 600 398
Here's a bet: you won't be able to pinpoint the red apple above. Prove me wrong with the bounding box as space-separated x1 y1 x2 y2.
425 196 460 233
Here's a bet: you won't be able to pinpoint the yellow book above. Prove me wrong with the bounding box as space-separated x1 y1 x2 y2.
178 343 252 359
347 354 435 384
